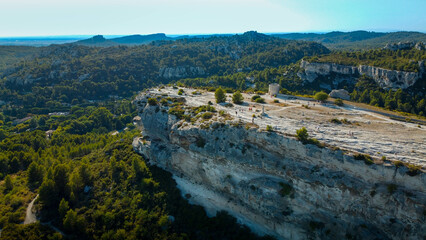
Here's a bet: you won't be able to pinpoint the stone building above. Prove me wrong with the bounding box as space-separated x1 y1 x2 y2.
268 83 280 96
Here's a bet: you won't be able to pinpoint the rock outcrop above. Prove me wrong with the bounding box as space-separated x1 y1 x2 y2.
298 60 423 89
329 89 350 100
132 93 426 240
159 66 206 79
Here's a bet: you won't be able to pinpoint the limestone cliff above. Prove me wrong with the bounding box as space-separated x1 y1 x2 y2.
159 66 206 79
132 93 426 240
298 60 423 89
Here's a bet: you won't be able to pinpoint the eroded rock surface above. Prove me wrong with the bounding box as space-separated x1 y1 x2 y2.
299 59 423 89
132 89 426 240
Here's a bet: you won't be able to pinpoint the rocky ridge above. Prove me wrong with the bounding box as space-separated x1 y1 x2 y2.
298 59 423 89
132 89 426 240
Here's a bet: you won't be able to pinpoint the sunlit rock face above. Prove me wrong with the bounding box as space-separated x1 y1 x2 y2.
133 93 426 240
299 60 423 89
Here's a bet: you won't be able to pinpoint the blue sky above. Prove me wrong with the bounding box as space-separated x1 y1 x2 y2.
1 0 425 36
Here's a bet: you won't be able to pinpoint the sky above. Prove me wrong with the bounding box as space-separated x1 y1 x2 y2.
0 0 425 36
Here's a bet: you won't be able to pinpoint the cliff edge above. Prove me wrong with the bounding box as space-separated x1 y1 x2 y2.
133 88 426 240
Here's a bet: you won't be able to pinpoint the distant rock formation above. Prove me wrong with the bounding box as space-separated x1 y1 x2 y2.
298 60 423 89
329 89 350 100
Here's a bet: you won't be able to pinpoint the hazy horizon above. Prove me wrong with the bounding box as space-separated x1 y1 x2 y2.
1 0 425 37
1 30 426 39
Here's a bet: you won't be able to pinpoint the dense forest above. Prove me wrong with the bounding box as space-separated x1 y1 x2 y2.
304 47 426 72
0 31 328 118
0 100 272 240
274 31 426 50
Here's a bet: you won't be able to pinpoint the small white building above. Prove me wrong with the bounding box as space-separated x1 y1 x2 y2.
268 83 280 96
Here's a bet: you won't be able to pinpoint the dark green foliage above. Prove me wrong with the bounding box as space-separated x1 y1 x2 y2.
334 98 344 106
232 91 244 104
266 125 273 132
296 127 309 143
195 137 206 148
296 127 323 147
305 48 426 71
350 75 426 116
0 222 64 240
168 107 185 119
314 91 328 102
201 112 213 119
148 98 158 106
251 95 261 101
178 89 184 95
255 98 265 103
27 162 44 188
4 175 13 191
279 182 294 197
215 87 226 103
353 153 374 165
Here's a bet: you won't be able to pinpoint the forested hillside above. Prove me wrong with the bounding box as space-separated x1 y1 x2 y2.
176 46 426 116
304 47 426 72
274 31 426 50
0 100 273 240
0 32 328 118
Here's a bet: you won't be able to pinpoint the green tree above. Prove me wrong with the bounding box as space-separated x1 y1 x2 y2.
314 91 328 102
58 198 70 220
296 127 309 143
215 88 226 103
27 162 44 188
39 179 58 208
4 175 13 191
232 91 244 104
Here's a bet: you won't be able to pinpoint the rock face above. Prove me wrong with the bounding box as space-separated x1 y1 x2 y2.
159 66 206 79
329 89 350 100
383 42 416 51
132 94 426 240
298 60 422 89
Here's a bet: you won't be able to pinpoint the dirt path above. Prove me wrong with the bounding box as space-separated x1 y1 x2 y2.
23 194 38 225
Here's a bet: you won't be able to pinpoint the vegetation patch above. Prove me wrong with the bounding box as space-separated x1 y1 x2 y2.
353 153 374 165
279 182 294 198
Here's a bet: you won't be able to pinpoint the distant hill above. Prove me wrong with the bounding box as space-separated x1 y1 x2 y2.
273 31 426 50
73 33 172 47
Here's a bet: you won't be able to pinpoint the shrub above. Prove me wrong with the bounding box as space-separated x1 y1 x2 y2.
215 88 226 103
147 98 158 106
251 95 261 101
255 98 265 103
201 112 213 119
195 138 206 148
296 127 309 143
168 107 185 119
406 164 421 176
353 153 374 165
232 91 244 104
266 125 273 132
314 91 328 102
273 99 279 103
393 160 404 167
279 182 294 197
335 99 344 106
330 118 342 124
178 89 184 95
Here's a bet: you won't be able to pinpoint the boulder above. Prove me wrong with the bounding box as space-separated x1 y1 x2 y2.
329 89 350 100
